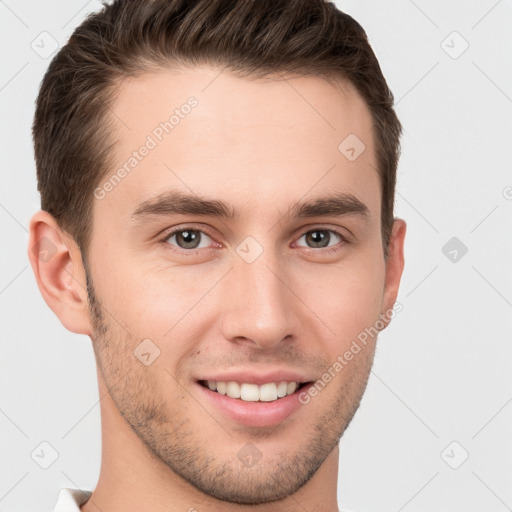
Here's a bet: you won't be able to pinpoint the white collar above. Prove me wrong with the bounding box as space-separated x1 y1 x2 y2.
52 488 92 511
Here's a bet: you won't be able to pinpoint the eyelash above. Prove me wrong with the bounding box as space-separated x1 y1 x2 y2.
158 225 351 256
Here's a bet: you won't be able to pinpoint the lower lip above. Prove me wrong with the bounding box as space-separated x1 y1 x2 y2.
196 382 313 427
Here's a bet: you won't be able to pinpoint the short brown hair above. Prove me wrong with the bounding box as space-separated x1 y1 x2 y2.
33 0 402 260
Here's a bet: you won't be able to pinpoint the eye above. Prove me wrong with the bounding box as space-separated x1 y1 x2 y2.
163 228 214 251
159 225 350 256
295 228 347 251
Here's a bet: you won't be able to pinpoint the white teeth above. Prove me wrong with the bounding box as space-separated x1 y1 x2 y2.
241 383 260 401
203 380 303 402
287 382 297 394
226 381 240 398
259 383 278 402
277 381 288 397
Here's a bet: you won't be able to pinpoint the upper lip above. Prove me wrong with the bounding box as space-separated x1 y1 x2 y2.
197 370 314 386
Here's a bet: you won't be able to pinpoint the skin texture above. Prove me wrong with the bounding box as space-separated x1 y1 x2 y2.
28 65 406 512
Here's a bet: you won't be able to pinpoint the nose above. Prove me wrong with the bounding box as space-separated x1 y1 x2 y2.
219 249 300 350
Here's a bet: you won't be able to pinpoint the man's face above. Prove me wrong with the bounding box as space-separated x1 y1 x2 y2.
85 65 397 504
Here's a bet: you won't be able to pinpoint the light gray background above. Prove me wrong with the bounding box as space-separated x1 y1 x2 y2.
1 1 511 511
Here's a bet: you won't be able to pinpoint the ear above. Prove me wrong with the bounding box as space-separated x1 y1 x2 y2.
380 218 406 329
27 210 93 336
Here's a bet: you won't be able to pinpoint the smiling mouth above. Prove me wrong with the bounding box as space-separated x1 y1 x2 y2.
197 379 312 402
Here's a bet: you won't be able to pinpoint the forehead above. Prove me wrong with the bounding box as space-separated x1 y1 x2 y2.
99 65 379 221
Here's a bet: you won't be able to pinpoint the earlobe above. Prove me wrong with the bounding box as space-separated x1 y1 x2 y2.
380 218 407 330
27 210 93 336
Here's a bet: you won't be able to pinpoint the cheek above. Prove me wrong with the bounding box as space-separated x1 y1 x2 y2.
100 261 220 356
94 235 385 353
301 252 385 344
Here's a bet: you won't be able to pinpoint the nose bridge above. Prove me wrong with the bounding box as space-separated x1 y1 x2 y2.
220 243 298 348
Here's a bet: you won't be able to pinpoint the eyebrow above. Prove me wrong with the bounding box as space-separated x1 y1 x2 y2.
130 190 370 223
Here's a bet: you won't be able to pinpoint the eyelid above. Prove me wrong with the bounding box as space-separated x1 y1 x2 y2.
293 223 352 244
159 223 352 254
158 223 220 253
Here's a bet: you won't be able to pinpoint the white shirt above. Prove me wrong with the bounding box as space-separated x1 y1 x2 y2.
51 488 356 511
51 489 91 511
